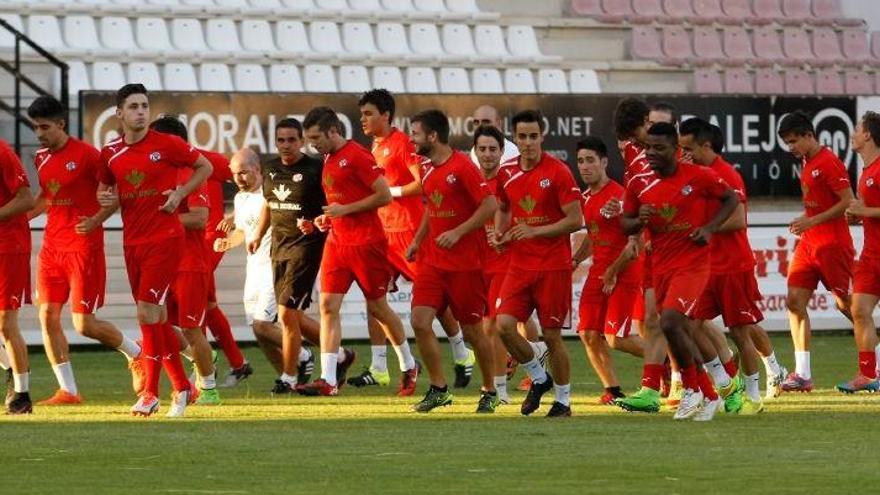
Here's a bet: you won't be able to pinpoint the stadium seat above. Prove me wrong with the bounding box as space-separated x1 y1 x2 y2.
660 26 693 65
338 65 371 92
815 69 844 95
570 0 603 17
754 68 784 94
753 26 786 66
692 0 726 25
63 15 103 53
128 62 163 89
504 68 536 93
274 20 310 57
872 31 880 61
200 63 234 91
405 66 438 92
441 24 475 57
721 26 753 66
628 0 665 24
372 66 405 92
569 69 601 93
692 26 724 66
537 69 568 93
413 0 447 14
0 14 22 49
269 64 303 92
723 68 753 93
350 0 382 12
784 69 814 94
171 19 206 53
813 0 864 27
242 20 276 52
136 18 174 54
91 62 126 90
381 0 415 13
782 27 815 65
599 0 632 24
663 0 696 22
305 64 337 93
342 22 378 56
693 68 723 93
844 71 873 95
234 64 269 91
630 26 664 60
66 60 91 97
779 0 811 26
206 19 249 57
309 21 343 56
280 0 315 13
471 68 503 93
720 0 753 22
473 25 508 58
811 28 843 67
506 25 544 59
314 0 347 12
751 0 784 25
163 63 199 91
409 23 444 57
438 67 470 93
376 22 412 56
841 29 871 65
446 0 499 21
27 15 64 49
100 17 140 55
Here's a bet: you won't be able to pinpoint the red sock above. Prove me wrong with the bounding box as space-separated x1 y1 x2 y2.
681 365 699 391
697 368 719 400
723 358 739 378
859 351 877 378
206 306 245 369
140 323 163 397
160 323 191 392
641 364 665 391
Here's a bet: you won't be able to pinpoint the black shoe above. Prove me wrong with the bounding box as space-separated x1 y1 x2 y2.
297 350 315 385
453 350 474 389
475 390 499 414
6 392 32 415
546 401 571 418
4 369 13 407
335 349 356 389
223 362 254 388
271 379 296 396
521 375 554 416
347 367 387 387
411 386 453 413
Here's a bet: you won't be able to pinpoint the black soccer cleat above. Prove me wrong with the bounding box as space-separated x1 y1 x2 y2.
521 375 554 416
6 392 32 415
271 379 296 396
546 401 572 418
335 349 356 389
297 350 315 385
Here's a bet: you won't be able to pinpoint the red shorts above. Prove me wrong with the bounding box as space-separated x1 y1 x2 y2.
0 253 31 311
37 246 105 314
693 270 764 327
412 264 486 324
484 271 507 319
788 240 854 298
167 271 209 328
577 275 640 337
385 230 418 282
123 237 182 305
633 289 646 321
321 240 391 300
653 265 710 317
853 255 880 296
496 269 571 329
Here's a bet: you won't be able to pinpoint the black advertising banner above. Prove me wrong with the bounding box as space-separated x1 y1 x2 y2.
80 92 857 197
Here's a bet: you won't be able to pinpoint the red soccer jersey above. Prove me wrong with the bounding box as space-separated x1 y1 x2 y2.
421 151 492 271
35 137 104 252
800 146 853 248
707 156 756 274
322 140 386 246
582 179 640 285
624 162 731 276
372 128 425 233
199 148 231 234
859 156 880 259
496 153 582 271
482 173 509 274
177 171 210 273
99 130 201 246
0 139 30 254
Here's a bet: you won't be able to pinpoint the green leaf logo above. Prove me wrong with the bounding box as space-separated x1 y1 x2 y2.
518 194 537 214
46 179 61 196
658 203 677 223
430 189 443 208
588 220 599 235
125 169 146 189
323 174 334 189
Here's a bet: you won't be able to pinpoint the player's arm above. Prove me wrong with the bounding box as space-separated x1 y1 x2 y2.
690 188 738 245
393 162 424 198
791 186 854 235
77 182 119 234
436 195 497 249
215 229 245 252
716 202 746 232
0 186 35 221
26 192 46 220
572 235 592 267
406 208 431 261
847 197 880 219
160 154 213 213
323 176 392 218
179 205 208 230
507 200 583 241
249 203 270 254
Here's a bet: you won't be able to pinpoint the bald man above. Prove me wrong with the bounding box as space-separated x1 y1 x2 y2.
469 105 519 165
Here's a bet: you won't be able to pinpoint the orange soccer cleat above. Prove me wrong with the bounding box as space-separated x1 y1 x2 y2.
37 389 83 406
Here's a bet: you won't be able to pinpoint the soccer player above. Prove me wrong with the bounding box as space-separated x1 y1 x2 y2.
571 137 644 405
354 89 469 391
27 95 144 406
405 110 498 412
621 122 738 421
469 104 520 166
0 138 35 414
839 111 880 393
97 84 213 417
778 111 855 392
493 110 583 417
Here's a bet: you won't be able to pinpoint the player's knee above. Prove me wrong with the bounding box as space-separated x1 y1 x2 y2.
496 315 518 336
852 300 873 323
785 293 809 315
581 330 603 349
606 334 624 349
658 312 682 336
410 313 433 334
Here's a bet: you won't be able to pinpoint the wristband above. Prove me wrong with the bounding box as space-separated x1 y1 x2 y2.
390 186 403 198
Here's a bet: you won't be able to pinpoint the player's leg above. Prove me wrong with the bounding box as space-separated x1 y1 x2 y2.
660 309 704 419
784 286 815 392
253 321 283 373
447 270 496 412
728 325 763 412
580 330 619 403
616 288 664 413
839 251 880 394
38 302 80 403
305 292 344 396
357 316 391 386
206 299 247 373
0 308 31 414
484 316 510 404
747 323 786 399
410 304 451 412
603 284 645 359
277 305 304 390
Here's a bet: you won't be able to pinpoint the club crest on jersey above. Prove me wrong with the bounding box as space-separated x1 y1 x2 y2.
65 161 77 171
868 178 875 187
681 185 693 196
539 178 551 189
293 173 303 183
383 148 390 157
339 159 348 168
149 151 162 163
446 174 457 184
811 169 820 178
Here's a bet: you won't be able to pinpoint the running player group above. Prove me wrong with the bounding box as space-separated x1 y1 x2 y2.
1 84 878 421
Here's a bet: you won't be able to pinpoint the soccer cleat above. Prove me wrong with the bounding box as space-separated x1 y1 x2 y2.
453 349 476 388
721 375 744 413
336 349 357 389
222 362 254 388
166 389 191 417
673 389 704 420
347 367 391 388
739 397 765 415
297 349 316 385
665 380 683 409
190 350 220 388
131 393 160 417
195 388 221 406
765 366 788 400
780 372 813 393
836 374 880 394
6 392 32 415
546 401 572 417
692 397 723 422
271 379 297 396
521 375 554 416
297 379 339 397
475 390 500 413
412 386 453 413
4 368 13 407
517 376 532 392
397 361 420 397
615 387 660 413
506 354 518 381
498 394 511 405
598 391 616 405
128 354 147 395
37 389 82 406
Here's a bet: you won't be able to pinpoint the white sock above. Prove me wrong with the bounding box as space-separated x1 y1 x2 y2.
874 344 880 375
0 342 11 370
336 347 347 362
448 331 469 362
371 345 388 373
13 371 28 393
554 383 571 406
761 351 782 376
521 357 548 384
494 375 509 402
180 345 195 362
299 347 312 363
391 341 416 372
116 337 141 360
671 370 682 383
321 352 339 386
52 362 78 395
529 341 548 363
280 372 297 386
200 371 216 390
705 357 731 388
794 351 811 380
745 372 761 402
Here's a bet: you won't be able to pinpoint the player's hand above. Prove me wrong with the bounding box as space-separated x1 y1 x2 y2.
623 237 639 259
314 214 331 232
298 218 316 235
159 188 184 213
637 205 655 224
689 226 712 245
216 216 235 233
601 198 623 218
322 203 348 218
488 229 508 250
435 229 462 249
789 215 814 235
214 238 232 252
247 237 261 254
601 269 617 295
846 199 869 219
507 223 537 241
74 215 98 235
405 242 419 262
97 187 118 208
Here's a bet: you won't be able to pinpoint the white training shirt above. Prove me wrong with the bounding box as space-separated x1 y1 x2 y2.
233 189 272 268
469 137 520 168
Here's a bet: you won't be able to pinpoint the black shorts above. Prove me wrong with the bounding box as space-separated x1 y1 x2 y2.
273 246 322 310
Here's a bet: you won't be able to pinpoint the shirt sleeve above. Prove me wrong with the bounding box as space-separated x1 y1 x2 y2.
821 157 852 192
207 151 233 182
719 166 747 202
187 182 210 209
623 182 640 216
695 167 731 200
459 161 491 205
0 143 29 193
354 151 384 188
555 165 582 206
167 135 201 168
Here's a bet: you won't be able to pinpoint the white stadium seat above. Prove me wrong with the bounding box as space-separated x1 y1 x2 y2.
200 63 234 91
269 64 304 92
569 69 601 93
91 61 126 90
504 68 536 93
473 25 508 57
338 65 371 92
66 60 91 97
314 0 347 11
171 19 207 52
342 22 376 55
206 19 242 52
234 64 269 91
128 62 163 90
409 23 443 56
27 15 64 49
309 21 344 54
304 64 337 91
441 24 474 56
381 0 414 12
100 17 138 53
136 18 173 52
279 0 314 12
242 19 276 52
537 69 568 93
274 20 310 55
376 22 411 55
506 25 542 57
249 0 283 8
405 66 438 92
439 67 470 93
63 16 102 52
446 0 500 20
471 68 503 93
413 0 446 12
350 0 382 11
372 66 405 92
163 62 200 91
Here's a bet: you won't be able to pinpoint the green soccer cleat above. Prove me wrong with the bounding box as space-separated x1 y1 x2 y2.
453 349 476 388
615 386 660 413
412 387 453 413
739 397 764 415
721 375 744 413
195 388 221 406
475 390 500 414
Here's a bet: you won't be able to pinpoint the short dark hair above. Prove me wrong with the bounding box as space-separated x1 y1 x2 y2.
646 121 678 145
149 115 188 141
411 109 450 144
576 136 608 159
302 106 342 133
650 101 677 122
27 95 66 122
116 83 147 108
613 98 650 140
861 111 880 148
778 110 815 138
709 124 724 154
679 117 714 146
275 117 303 138
511 109 545 133
358 88 395 122
473 124 504 150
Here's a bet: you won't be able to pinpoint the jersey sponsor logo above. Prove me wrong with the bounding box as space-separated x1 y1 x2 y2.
518 194 537 214
539 178 551 188
268 201 302 211
149 151 162 163
429 189 443 208
272 183 292 201
46 179 62 196
65 161 77 171
125 169 146 188
658 203 677 223
293 173 303 182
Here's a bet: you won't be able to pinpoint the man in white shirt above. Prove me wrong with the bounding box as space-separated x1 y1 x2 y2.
469 105 519 165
